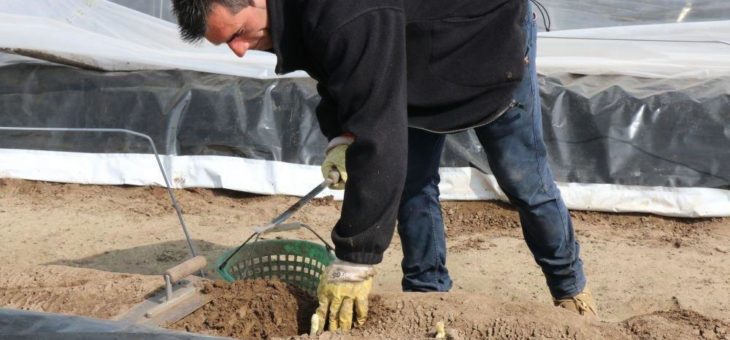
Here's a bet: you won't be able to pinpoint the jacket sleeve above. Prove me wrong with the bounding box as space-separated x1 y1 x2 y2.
315 7 408 264
314 83 342 140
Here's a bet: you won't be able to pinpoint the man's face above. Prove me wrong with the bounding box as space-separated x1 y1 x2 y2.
205 1 272 58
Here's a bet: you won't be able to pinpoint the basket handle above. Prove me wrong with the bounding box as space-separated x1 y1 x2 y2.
253 222 333 252
218 172 339 270
217 223 334 271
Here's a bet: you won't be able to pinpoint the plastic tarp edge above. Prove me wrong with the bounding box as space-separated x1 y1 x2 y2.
0 308 230 339
2 149 727 217
1 1 730 79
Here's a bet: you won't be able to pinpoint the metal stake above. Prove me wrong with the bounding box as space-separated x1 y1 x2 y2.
0 127 200 261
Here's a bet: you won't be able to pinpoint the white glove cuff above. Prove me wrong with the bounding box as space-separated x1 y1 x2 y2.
326 135 355 153
325 258 375 283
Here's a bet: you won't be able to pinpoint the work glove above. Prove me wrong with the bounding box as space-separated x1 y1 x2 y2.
309 259 375 335
321 134 354 190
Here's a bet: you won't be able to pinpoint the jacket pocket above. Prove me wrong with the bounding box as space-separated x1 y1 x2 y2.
428 0 526 87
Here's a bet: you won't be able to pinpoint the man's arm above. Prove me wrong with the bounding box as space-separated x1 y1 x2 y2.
315 6 409 265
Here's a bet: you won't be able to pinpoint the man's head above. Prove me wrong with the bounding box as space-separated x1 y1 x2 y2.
172 0 271 57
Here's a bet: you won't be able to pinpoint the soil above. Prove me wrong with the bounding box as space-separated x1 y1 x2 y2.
171 280 317 338
0 265 159 319
1 178 729 339
355 294 729 340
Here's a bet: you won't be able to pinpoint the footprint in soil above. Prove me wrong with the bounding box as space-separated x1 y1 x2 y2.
156 249 188 263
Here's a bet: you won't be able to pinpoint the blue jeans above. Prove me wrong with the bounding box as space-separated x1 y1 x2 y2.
398 128 453 292
398 5 586 299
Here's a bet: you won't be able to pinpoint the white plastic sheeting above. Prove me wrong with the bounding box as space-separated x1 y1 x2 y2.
536 0 730 30
2 149 728 217
110 0 176 23
538 21 730 78
0 149 339 199
108 0 730 31
0 0 728 79
0 0 302 78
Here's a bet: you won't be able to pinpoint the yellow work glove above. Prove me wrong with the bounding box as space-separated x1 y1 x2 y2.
310 259 375 335
321 137 351 190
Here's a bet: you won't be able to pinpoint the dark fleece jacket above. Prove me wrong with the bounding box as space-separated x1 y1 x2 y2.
267 0 526 264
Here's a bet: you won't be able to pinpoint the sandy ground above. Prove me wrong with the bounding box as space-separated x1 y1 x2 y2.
0 178 729 339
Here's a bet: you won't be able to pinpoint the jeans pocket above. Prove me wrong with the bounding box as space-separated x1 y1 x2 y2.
493 104 524 127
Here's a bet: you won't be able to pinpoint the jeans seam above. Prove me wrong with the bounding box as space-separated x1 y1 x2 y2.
530 96 579 297
428 202 439 282
427 144 442 283
526 32 579 296
551 200 579 297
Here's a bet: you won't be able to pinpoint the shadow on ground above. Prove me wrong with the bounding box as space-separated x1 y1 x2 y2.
47 239 232 276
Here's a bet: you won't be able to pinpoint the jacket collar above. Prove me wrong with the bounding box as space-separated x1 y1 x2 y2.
267 0 306 75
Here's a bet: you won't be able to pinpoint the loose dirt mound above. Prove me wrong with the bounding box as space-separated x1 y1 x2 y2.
443 201 521 237
172 282 632 340
349 293 626 339
570 210 720 248
171 280 317 338
349 294 729 340
165 279 728 340
310 195 336 207
441 200 722 250
624 309 730 340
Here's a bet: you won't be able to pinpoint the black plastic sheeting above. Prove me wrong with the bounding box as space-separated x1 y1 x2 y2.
0 308 229 340
540 74 730 189
0 61 325 164
0 57 728 190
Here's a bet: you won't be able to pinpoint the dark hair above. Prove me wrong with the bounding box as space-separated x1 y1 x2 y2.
171 0 253 43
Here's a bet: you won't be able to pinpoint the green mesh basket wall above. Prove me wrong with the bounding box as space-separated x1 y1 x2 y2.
216 239 334 297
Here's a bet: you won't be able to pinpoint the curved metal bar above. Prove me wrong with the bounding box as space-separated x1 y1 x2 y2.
0 126 199 259
218 232 258 270
297 223 335 252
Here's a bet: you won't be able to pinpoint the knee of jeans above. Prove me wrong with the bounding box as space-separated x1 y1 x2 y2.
497 164 542 198
503 181 561 210
401 180 440 203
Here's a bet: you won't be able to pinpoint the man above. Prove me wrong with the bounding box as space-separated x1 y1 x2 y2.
172 0 598 334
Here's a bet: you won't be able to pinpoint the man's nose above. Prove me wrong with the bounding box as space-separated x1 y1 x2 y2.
227 39 247 58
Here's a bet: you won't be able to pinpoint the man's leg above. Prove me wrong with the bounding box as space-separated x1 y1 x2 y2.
397 128 453 292
473 7 588 301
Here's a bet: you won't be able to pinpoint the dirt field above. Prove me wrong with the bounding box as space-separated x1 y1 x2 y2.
1 178 729 339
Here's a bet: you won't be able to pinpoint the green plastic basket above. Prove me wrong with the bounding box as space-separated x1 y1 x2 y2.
216 238 335 297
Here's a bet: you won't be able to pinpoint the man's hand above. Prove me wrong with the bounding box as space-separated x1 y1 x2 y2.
321 144 348 189
321 134 354 190
310 259 375 335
